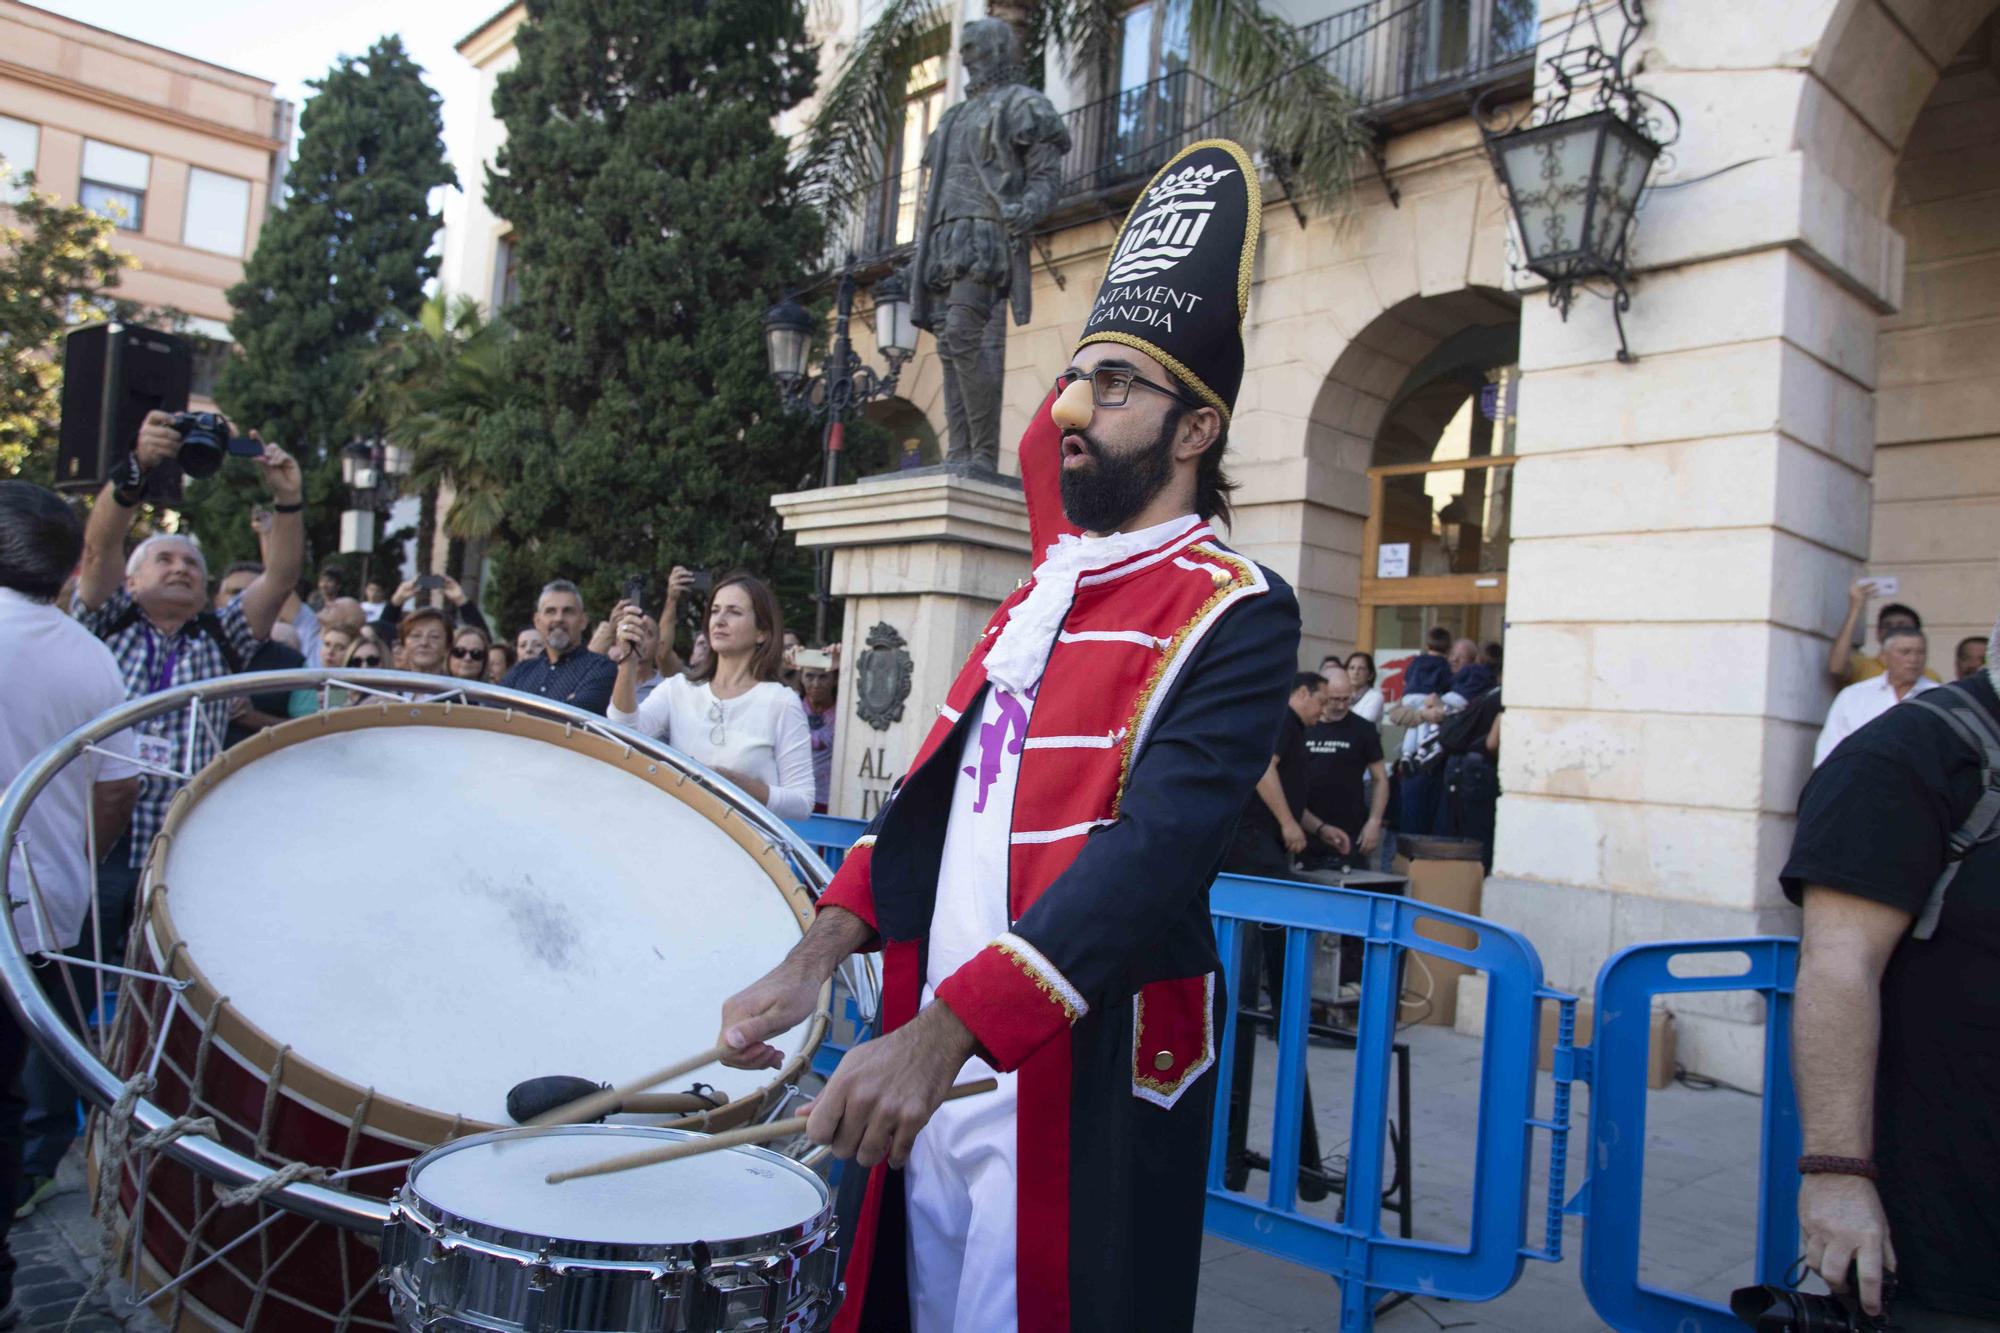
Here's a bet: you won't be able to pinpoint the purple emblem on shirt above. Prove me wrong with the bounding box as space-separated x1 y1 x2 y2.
963 688 1030 814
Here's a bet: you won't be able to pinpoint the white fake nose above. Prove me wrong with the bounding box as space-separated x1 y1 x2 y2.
1051 377 1095 431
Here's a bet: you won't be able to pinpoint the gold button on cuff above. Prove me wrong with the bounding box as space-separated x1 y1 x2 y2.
1152 1050 1174 1072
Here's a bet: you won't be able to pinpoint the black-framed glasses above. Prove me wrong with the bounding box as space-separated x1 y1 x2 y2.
1054 365 1198 410
349 653 384 667
451 647 487 661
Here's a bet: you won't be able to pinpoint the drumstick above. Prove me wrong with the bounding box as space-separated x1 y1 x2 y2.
528 1043 732 1128
544 1077 1000 1184
533 1012 831 1128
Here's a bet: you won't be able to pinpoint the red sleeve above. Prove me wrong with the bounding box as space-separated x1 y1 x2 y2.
933 932 1086 1072
817 837 880 945
1017 384 1083 558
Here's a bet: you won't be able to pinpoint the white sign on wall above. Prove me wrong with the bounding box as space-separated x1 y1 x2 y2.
1377 543 1411 579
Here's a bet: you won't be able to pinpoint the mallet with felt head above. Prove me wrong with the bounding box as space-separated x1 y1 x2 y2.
505 1075 718 1125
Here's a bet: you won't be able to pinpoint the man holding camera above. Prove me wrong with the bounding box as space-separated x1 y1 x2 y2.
1782 614 2000 1328
18 413 304 1214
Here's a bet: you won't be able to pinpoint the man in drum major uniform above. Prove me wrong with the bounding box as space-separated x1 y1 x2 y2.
718 141 1300 1332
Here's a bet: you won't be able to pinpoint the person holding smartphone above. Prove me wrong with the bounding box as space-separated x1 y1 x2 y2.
607 570 813 819
1829 579 1939 686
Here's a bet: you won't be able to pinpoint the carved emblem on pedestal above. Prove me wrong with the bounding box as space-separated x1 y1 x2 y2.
854 622 913 732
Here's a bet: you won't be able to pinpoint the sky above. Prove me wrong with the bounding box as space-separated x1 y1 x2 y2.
31 0 499 223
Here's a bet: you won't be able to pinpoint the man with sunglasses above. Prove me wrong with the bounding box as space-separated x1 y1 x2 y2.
719 142 1300 1332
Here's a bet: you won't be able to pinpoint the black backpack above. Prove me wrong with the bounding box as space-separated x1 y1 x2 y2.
1904 682 2000 940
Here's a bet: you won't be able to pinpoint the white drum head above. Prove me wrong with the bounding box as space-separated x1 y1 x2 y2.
157 722 813 1126
412 1128 827 1246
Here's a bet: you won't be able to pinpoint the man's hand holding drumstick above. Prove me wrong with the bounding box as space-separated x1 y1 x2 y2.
719 905 980 1170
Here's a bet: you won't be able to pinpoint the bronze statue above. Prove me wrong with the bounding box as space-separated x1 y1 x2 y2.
909 19 1072 471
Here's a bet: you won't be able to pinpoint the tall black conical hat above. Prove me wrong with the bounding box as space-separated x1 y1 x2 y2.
1075 139 1260 422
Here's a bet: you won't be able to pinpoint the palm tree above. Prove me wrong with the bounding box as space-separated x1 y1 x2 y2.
352 294 518 601
799 0 1371 222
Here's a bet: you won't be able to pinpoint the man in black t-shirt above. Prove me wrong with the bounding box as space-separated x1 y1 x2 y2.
1223 672 1329 1197
1781 628 2000 1329
1228 672 1325 877
1303 670 1386 866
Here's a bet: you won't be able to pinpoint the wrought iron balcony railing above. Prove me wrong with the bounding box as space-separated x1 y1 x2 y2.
824 0 1539 270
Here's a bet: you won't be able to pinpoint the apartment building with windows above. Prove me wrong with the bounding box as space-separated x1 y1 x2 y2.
0 0 293 401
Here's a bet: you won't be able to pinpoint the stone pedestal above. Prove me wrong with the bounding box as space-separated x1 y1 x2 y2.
772 470 1031 820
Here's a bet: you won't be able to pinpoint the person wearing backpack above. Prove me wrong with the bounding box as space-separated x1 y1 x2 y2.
1781 616 2000 1328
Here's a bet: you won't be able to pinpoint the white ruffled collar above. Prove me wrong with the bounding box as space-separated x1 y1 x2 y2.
983 513 1204 694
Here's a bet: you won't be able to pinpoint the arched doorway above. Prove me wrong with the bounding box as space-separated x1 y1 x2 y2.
1866 16 2000 663
1310 290 1520 687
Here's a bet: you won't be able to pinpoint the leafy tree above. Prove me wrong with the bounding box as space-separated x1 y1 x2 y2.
185 34 454 574
351 293 517 601
0 179 133 480
483 0 826 631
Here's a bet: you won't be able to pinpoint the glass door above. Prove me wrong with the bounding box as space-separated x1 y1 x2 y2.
1359 455 1513 704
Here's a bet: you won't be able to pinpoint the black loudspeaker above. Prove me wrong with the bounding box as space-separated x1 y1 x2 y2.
55 322 192 506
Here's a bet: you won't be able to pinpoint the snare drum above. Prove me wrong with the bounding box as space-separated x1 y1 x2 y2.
380 1125 839 1332
104 703 834 1330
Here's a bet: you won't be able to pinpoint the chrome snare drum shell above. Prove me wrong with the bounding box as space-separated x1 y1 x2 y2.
379 1124 840 1333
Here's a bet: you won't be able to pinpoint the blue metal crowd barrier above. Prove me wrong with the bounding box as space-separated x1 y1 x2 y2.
787 818 1808 1332
1570 939 1802 1332
1206 872 1579 1330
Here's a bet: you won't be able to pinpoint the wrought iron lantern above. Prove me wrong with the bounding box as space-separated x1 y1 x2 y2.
761 299 815 392
761 261 920 641
1476 0 1678 362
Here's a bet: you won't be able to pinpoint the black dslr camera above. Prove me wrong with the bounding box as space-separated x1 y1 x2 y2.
167 411 260 478
1731 1274 1897 1332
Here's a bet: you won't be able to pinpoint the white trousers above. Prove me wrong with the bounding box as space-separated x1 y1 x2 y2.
903 1051 1021 1333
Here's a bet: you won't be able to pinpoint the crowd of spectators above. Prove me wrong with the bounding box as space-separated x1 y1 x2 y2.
0 417 848 1279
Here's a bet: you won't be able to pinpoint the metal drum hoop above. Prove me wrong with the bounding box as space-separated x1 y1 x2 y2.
390 1124 834 1268
0 669 876 1234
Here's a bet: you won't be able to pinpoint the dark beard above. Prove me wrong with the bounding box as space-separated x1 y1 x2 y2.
1059 408 1182 533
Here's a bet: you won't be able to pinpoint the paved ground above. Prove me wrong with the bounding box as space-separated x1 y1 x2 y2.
9 1150 164 1332
7 1023 1764 1332
1196 1022 1766 1332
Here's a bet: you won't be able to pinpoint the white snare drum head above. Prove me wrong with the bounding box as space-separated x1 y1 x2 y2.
413 1129 827 1245
158 723 812 1125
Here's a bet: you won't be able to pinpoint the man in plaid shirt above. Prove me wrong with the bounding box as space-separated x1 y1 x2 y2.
20 412 304 1217
70 411 304 879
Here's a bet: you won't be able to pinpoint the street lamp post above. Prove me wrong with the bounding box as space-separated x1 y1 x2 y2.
338 436 410 588
763 261 916 642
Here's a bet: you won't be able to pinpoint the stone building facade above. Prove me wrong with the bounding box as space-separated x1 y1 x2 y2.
439 0 2000 1086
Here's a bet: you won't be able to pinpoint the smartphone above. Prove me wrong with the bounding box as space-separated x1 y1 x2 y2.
1866 575 1900 598
796 648 833 670
622 573 646 608
415 573 446 591
687 568 713 598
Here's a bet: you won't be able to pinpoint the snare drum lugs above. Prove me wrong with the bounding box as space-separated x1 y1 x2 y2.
379 1125 839 1332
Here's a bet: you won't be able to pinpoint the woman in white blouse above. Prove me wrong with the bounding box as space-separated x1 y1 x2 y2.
607 572 815 820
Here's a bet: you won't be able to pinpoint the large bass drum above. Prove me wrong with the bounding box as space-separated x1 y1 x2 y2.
102 700 836 1331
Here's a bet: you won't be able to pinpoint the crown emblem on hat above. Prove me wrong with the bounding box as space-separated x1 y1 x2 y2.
1146 162 1238 204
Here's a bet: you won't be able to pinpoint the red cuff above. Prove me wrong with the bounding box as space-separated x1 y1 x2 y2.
933 932 1087 1072
817 838 879 940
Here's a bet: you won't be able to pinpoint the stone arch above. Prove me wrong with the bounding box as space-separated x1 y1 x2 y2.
1861 14 2000 658
1281 289 1519 665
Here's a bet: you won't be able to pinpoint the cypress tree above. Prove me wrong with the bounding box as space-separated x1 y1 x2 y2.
485 0 825 627
187 35 453 571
